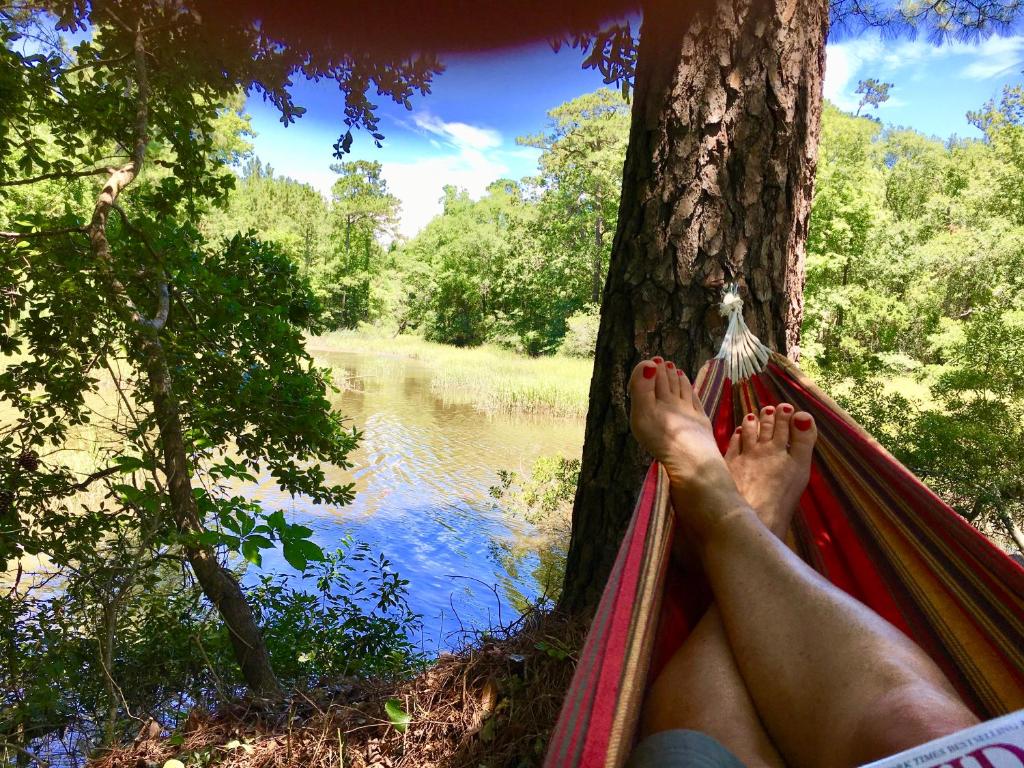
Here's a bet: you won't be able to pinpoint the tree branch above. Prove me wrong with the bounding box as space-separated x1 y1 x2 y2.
0 227 88 239
88 22 153 331
70 465 124 492
0 167 113 188
0 742 49 768
110 204 170 330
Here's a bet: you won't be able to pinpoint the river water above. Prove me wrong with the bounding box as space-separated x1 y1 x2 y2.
242 350 585 653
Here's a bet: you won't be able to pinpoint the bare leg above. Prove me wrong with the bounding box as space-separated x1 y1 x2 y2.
642 377 798 765
642 402 810 765
642 603 785 767
629 358 978 768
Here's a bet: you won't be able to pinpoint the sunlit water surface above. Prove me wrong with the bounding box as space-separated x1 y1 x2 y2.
242 350 585 653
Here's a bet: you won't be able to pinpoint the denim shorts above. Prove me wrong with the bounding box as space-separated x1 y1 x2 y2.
627 730 747 768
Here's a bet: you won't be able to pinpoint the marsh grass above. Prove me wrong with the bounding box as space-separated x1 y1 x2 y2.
307 330 593 418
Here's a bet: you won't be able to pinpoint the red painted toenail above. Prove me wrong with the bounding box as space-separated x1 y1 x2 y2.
642 365 657 379
735 427 742 434
781 404 793 414
676 370 684 376
666 361 674 369
764 406 775 415
653 356 663 364
795 415 812 431
746 413 756 422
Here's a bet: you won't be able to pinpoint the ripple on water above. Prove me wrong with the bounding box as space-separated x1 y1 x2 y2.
242 350 584 652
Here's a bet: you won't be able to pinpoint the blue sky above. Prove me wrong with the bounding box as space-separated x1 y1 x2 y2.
246 32 1024 237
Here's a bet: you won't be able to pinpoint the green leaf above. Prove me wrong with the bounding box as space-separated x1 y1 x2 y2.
385 699 411 733
287 523 314 539
114 455 148 471
296 538 325 562
197 530 221 546
282 540 307 571
241 539 262 567
267 509 287 533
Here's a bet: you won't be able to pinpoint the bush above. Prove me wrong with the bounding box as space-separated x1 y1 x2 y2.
559 306 601 358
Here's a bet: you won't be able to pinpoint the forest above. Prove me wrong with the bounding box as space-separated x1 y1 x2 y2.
2 0 1023 767
215 87 1024 559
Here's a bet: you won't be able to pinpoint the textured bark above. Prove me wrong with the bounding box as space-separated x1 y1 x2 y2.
559 0 828 614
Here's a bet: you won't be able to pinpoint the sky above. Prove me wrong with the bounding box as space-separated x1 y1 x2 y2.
245 30 1024 238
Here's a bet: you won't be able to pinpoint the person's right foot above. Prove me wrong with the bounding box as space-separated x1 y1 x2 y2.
724 403 818 538
628 356 747 542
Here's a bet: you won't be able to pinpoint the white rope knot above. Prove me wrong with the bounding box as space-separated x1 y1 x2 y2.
719 290 744 318
715 284 771 381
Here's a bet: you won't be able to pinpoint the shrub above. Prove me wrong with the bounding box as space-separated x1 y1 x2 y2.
559 306 601 358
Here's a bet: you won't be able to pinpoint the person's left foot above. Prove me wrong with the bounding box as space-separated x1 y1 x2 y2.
724 404 817 538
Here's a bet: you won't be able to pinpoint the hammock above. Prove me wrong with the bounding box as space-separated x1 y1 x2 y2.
544 291 1024 768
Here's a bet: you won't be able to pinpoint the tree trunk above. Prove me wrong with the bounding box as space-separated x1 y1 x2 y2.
558 0 828 614
139 341 284 697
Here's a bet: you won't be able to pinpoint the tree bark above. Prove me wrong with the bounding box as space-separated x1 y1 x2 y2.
559 0 828 614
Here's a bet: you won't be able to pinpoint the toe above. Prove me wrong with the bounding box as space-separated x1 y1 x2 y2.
666 361 680 396
740 411 759 451
725 426 741 459
758 405 776 443
677 370 689 401
773 402 795 446
690 388 703 413
652 356 671 400
789 411 818 463
677 368 697 410
629 359 659 402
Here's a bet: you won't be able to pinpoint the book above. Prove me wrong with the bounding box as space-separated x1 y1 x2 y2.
862 709 1024 768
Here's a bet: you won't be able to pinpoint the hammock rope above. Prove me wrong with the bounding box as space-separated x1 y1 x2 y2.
545 292 1024 768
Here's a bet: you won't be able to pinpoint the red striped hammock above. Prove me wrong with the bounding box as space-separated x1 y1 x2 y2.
544 351 1024 768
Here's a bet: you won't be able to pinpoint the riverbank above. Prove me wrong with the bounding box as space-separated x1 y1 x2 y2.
92 610 585 768
307 330 593 418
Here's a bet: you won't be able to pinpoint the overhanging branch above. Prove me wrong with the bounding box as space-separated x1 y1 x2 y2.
0 167 112 188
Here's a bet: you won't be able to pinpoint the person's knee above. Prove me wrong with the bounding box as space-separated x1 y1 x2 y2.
847 681 979 765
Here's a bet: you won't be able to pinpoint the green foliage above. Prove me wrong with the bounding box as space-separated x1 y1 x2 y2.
559 306 602 358
251 542 423 682
2 539 422 758
489 454 581 610
804 94 1024 548
390 88 629 353
1 4 429 757
204 158 401 331
855 77 892 116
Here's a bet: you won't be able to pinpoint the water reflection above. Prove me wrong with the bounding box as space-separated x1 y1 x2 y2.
242 350 584 652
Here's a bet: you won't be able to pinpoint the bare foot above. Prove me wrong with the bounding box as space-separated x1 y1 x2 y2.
724 403 818 539
628 357 747 541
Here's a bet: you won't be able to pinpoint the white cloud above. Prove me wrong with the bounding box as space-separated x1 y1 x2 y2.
359 113 510 238
825 33 1024 113
825 37 887 110
383 150 508 238
413 113 502 150
958 35 1024 79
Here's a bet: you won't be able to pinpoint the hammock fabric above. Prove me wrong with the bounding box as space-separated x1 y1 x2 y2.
545 352 1024 768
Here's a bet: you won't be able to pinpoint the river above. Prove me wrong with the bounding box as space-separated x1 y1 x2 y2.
242 350 585 653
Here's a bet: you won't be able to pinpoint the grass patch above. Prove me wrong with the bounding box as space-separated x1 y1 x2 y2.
307 330 594 418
